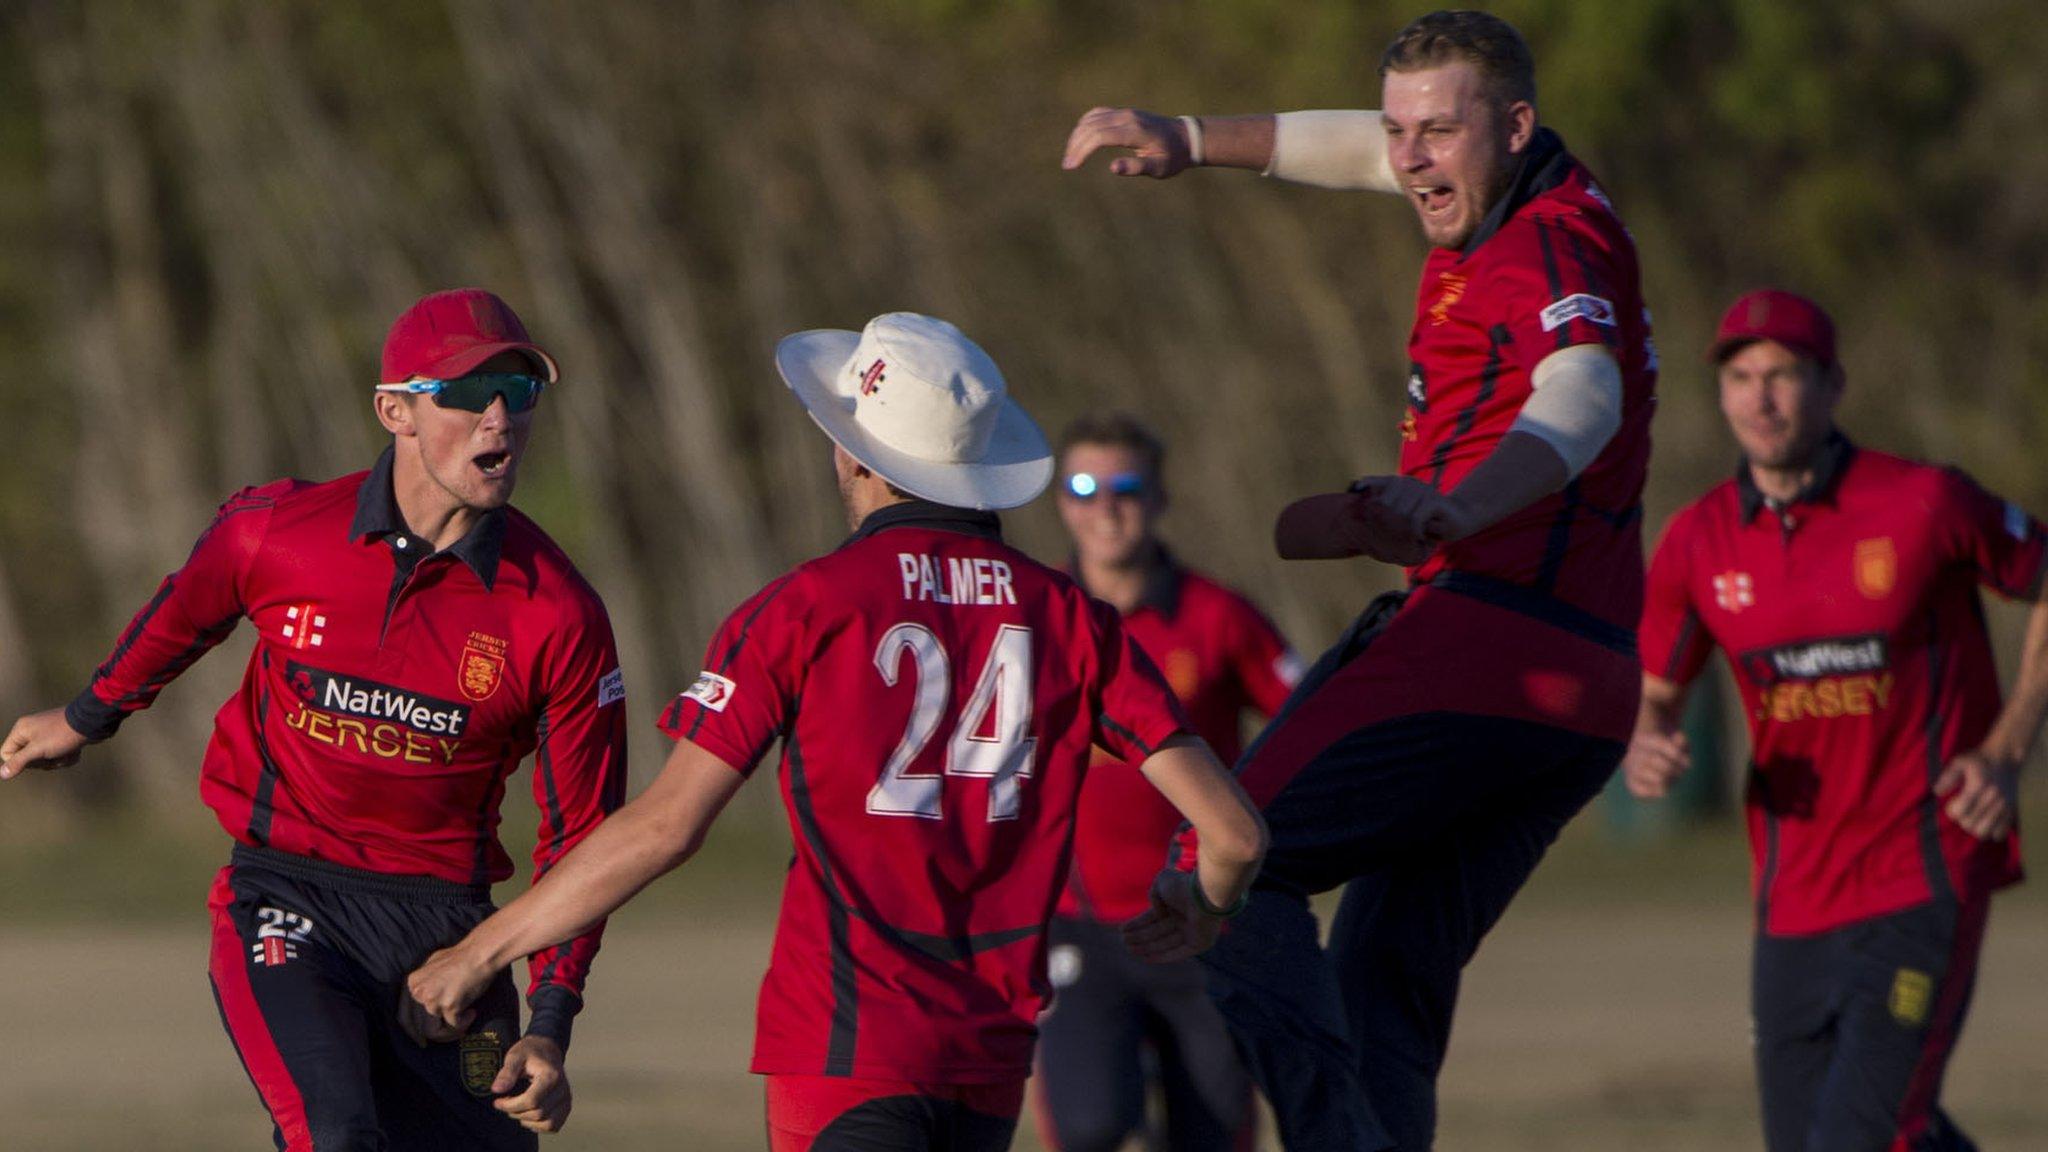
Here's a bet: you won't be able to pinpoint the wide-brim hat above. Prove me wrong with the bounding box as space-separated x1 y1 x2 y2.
776 312 1052 511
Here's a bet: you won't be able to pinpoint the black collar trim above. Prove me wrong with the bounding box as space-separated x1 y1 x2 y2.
846 500 1004 546
1460 127 1573 257
1737 431 1857 524
350 446 506 589
1069 545 1184 617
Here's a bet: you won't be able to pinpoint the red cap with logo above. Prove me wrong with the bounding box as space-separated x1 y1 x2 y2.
1709 289 1837 367
380 289 560 384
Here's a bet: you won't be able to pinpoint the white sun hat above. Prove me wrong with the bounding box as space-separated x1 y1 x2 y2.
775 312 1053 511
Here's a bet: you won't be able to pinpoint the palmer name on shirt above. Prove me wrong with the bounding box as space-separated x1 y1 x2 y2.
898 552 1019 606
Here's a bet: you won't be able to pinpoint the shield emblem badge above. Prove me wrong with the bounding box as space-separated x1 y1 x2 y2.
459 633 509 702
1854 538 1897 600
459 1027 508 1098
1889 967 1934 1027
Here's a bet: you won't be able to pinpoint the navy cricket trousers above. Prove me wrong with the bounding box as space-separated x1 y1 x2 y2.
1197 593 1627 1151
1754 893 1990 1152
208 845 536 1151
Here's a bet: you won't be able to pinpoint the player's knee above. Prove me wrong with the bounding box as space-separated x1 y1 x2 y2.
1044 1090 1143 1152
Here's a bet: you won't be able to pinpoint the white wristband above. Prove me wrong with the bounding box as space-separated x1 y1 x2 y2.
1178 115 1205 166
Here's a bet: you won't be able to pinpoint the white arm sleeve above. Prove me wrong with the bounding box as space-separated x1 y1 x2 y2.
1262 111 1400 194
1509 345 1625 479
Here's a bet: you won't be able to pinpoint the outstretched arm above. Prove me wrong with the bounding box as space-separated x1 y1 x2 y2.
1064 107 1399 192
403 738 747 1035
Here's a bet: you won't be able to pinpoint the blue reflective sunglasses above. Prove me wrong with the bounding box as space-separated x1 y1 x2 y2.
374 372 547 413
1064 471 1150 500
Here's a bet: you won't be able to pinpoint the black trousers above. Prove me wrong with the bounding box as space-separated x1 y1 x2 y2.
1199 596 1626 1151
207 846 536 1151
1754 895 1989 1152
1035 916 1252 1152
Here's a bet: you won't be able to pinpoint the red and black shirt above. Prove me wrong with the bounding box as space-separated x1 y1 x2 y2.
69 448 628 1034
1640 435 2036 935
657 502 1189 1083
1057 555 1298 923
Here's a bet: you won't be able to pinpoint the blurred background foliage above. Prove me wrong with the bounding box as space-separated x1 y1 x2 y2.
2 0 2044 836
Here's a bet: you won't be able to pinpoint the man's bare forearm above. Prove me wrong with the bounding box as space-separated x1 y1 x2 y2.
1185 114 1276 171
1981 587 2048 767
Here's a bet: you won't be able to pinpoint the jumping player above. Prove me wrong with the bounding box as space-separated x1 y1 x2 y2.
0 289 627 1148
1629 289 2045 1152
1064 11 1658 1149
403 312 1268 1152
1037 412 1298 1152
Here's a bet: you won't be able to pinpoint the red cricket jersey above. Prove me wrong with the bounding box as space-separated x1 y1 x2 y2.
68 449 628 1011
656 502 1190 1083
1392 129 1657 740
1639 437 2036 935
1057 557 1298 923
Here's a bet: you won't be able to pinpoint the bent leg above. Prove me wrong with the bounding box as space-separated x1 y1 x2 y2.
1034 920 1146 1152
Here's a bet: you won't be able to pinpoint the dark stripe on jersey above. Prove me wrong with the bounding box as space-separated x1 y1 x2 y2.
246 652 281 845
689 573 800 742
1663 611 1703 682
470 739 515 887
116 617 238 707
601 708 628 812
1918 608 1956 906
1426 571 1636 656
1534 220 1570 353
535 712 567 860
1097 715 1154 759
1562 227 1615 351
1534 480 1583 594
784 734 861 1075
94 580 178 680
1426 325 1508 489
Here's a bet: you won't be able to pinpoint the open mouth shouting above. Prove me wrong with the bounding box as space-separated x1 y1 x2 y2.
1412 184 1456 220
473 449 513 480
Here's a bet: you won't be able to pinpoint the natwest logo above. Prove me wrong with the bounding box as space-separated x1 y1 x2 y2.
286 661 471 738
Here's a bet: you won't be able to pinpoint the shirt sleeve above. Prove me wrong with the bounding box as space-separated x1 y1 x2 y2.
1638 509 1715 685
1938 467 2048 598
1497 215 1628 377
656 573 807 776
1089 598 1192 763
522 587 631 1048
66 483 283 740
1224 593 1301 718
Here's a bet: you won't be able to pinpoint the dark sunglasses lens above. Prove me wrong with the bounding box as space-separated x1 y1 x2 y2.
433 374 543 413
1105 472 1148 497
1065 471 1149 500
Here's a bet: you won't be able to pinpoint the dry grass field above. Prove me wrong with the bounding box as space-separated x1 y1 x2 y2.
3 817 2043 1151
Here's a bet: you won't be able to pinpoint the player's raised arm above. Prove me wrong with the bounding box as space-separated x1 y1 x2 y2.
1063 105 1401 193
405 735 747 1035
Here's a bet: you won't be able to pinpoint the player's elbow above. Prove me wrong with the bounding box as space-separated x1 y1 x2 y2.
1204 806 1269 871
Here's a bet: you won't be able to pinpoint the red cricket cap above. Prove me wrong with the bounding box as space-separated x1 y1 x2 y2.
1709 289 1836 367
380 288 560 384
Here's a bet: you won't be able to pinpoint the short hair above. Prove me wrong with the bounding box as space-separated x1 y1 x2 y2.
1379 10 1537 108
1057 411 1166 479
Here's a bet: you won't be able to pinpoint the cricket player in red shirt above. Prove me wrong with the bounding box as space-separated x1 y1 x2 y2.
1065 11 1657 1149
0 289 626 1149
1630 290 2046 1152
1036 412 1301 1152
403 312 1268 1151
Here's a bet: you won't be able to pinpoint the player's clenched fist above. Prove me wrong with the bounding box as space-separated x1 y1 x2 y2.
1622 728 1692 800
402 944 494 1042
1062 106 1195 179
492 1035 573 1133
0 708 89 780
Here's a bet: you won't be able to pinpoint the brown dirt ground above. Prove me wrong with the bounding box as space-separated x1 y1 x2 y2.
5 891 2042 1151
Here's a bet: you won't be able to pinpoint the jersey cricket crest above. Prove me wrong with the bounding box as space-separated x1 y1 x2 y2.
1854 537 1897 600
459 631 509 702
459 1026 509 1097
281 603 327 649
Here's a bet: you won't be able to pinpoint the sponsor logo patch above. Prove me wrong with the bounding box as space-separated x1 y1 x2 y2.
459 631 509 703
1539 292 1618 332
1890 967 1934 1027
683 671 736 712
1744 635 1890 682
459 1028 509 1098
286 661 471 738
1854 537 1897 600
1713 570 1755 614
1274 649 1306 688
251 906 314 968
1406 364 1429 412
2006 500 2030 541
281 602 327 649
598 667 626 708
